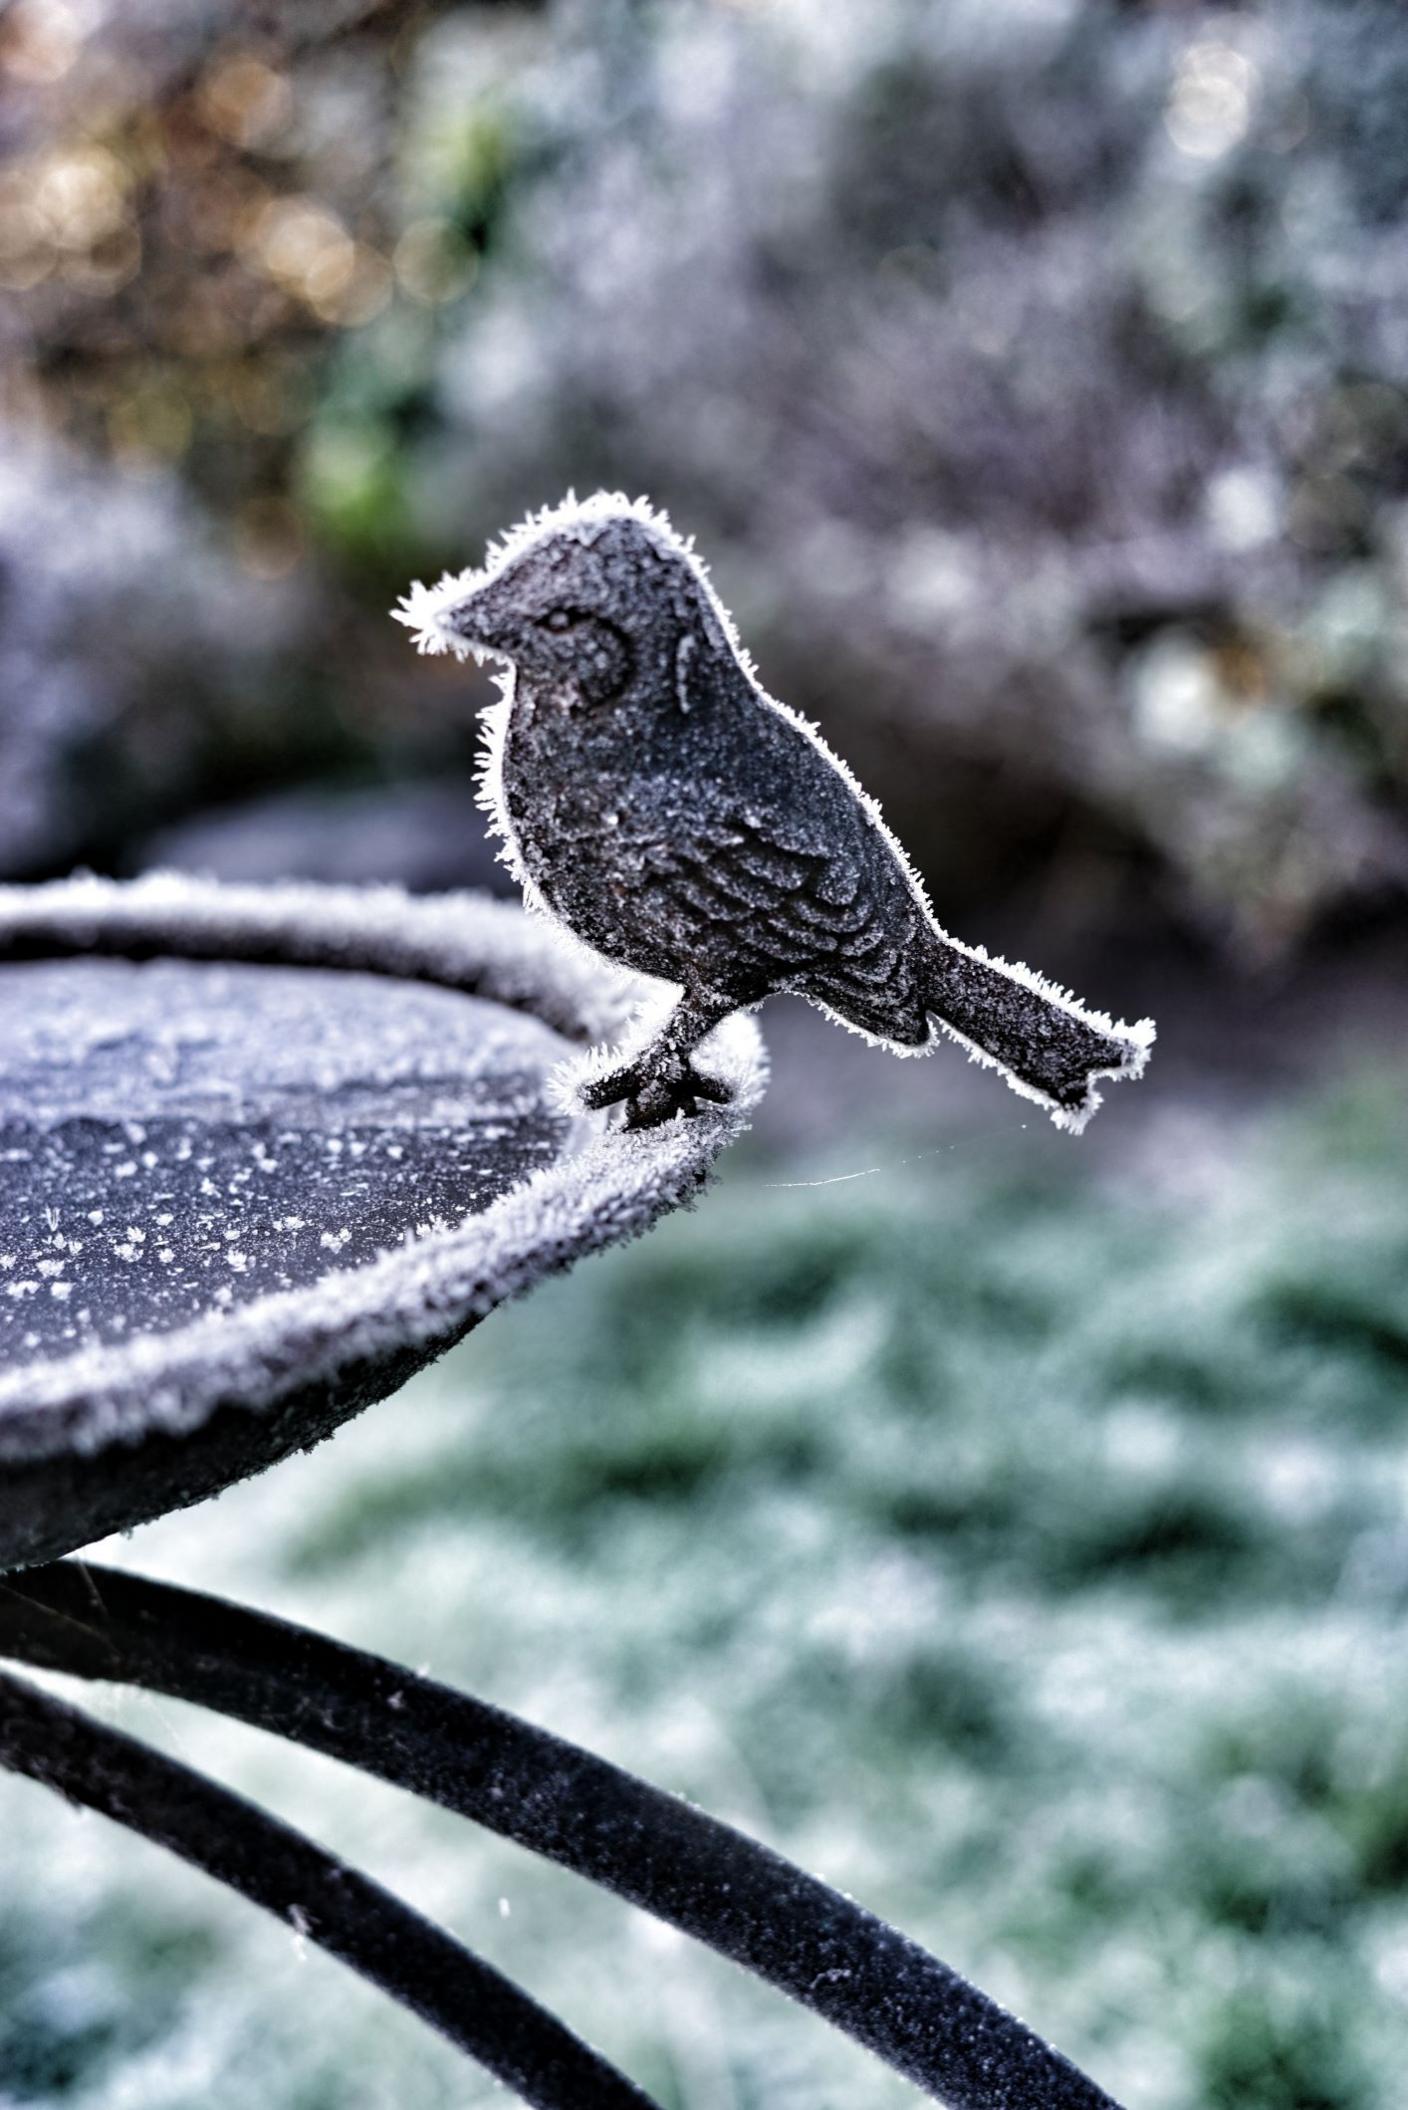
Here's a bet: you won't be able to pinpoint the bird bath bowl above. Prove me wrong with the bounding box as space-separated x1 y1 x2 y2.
0 875 1118 2110
0 874 760 1573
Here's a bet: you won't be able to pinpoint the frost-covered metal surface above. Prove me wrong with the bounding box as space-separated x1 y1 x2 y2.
0 960 570 1359
0 875 764 1571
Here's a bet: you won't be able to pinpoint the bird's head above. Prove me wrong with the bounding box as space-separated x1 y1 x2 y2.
395 498 728 710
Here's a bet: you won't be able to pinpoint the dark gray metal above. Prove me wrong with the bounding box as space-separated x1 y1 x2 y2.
400 497 1154 1131
0 872 1126 2110
0 1564 1124 2110
0 876 763 1571
0 957 569 1358
0 1667 660 2110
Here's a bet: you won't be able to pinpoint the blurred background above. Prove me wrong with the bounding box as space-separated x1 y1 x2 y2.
3 1 1408 2106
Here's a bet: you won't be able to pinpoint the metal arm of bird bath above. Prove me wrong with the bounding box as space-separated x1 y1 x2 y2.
0 1561 1122 2110
0 1664 659 2110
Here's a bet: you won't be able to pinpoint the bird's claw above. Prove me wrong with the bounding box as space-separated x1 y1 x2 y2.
582 1052 732 1129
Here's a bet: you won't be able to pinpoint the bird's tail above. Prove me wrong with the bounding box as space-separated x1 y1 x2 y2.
921 936 1154 1133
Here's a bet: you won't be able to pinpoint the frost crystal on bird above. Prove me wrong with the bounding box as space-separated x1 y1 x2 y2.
397 492 1155 1132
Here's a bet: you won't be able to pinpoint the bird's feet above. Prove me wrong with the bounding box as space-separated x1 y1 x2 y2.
581 1047 733 1130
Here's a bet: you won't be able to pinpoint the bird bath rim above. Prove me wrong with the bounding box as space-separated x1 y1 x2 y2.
0 873 765 1563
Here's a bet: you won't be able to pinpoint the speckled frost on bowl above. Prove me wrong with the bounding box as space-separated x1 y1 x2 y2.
0 875 765 1571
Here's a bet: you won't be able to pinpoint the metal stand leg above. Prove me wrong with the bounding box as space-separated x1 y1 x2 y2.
0 1667 657 2109
0 1561 1122 2110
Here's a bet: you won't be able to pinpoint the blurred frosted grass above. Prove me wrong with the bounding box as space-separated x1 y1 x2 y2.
4 1079 1408 2108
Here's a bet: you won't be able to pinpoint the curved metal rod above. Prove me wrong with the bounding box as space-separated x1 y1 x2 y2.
0 1562 1121 2110
0 1668 659 2110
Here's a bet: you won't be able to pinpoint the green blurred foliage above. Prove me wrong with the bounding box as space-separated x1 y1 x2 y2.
4 1078 1407 2107
6 0 1408 940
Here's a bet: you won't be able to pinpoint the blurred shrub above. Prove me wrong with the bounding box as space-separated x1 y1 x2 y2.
3 0 1408 943
381 0 1408 947
0 445 321 875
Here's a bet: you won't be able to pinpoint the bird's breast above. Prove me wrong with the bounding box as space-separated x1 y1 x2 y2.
499 700 744 985
499 702 635 902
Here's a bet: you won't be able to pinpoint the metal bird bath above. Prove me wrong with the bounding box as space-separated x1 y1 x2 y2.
0 875 1120 2110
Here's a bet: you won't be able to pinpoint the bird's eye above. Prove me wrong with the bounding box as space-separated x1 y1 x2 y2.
543 608 576 633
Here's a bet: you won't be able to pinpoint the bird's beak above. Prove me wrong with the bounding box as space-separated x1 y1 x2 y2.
393 569 514 660
440 576 514 656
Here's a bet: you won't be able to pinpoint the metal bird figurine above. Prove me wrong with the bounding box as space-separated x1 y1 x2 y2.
397 494 1154 1131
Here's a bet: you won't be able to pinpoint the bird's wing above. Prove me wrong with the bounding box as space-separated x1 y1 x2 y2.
629 782 921 1022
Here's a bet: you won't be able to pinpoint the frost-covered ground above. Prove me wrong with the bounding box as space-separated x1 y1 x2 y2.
3 1078 1407 2109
